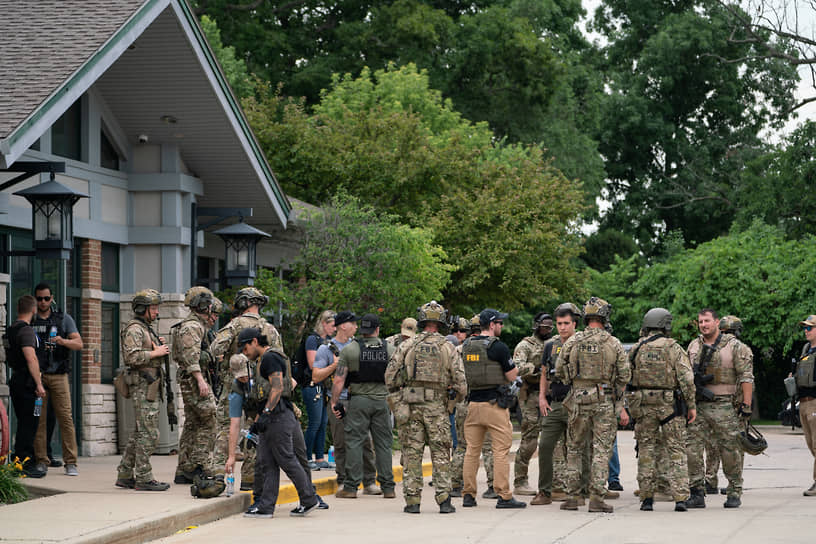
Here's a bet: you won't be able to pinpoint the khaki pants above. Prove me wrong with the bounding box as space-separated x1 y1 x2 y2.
800 397 816 480
34 373 78 465
463 401 513 500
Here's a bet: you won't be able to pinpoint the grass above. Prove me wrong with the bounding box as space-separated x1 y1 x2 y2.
0 456 30 505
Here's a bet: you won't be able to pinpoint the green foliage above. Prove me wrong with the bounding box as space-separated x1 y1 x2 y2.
199 14 253 100
582 228 639 272
0 456 29 504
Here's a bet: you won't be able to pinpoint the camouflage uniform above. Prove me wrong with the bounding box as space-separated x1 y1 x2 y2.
211 312 282 480
117 317 162 485
555 326 630 504
513 334 548 488
686 333 753 499
705 436 721 490
172 312 217 478
627 334 696 502
386 330 467 507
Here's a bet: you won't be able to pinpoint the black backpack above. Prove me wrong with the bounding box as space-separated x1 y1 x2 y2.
292 332 321 387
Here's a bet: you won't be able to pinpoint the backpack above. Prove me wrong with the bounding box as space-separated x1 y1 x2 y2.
292 332 321 387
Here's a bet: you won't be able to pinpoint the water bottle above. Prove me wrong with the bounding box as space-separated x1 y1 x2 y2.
225 473 235 496
240 428 259 445
34 397 43 417
328 445 335 464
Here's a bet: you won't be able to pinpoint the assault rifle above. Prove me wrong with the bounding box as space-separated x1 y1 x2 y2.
148 324 177 431
693 338 719 402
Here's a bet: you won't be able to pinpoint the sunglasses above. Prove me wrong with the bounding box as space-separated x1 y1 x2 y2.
36 296 52 302
494 321 504 325
805 326 814 332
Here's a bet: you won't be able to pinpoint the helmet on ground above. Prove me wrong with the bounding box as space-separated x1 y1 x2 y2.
719 315 743 337
132 289 161 315
738 423 768 455
234 287 268 312
184 286 214 313
417 301 448 328
642 307 673 333
533 312 553 331
190 472 226 498
554 302 582 321
583 296 612 325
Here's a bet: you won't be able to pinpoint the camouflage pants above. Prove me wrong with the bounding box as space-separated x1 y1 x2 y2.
705 434 721 488
212 390 231 477
240 420 257 486
175 375 217 476
687 398 744 497
514 391 541 486
565 398 616 500
634 403 689 501
117 380 160 484
451 401 493 489
398 401 452 505
538 401 583 494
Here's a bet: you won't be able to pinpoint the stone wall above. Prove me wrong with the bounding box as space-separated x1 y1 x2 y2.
81 384 117 455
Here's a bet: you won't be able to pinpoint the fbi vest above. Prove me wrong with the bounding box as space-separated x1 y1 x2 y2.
631 336 675 390
462 336 505 391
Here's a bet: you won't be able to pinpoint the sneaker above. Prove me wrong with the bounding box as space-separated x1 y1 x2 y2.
550 491 567 501
115 477 135 489
290 501 319 516
335 487 357 498
363 484 383 495
514 482 536 496
804 481 816 497
134 480 170 491
64 464 78 476
174 473 193 484
496 497 527 509
244 505 273 518
49 458 63 468
383 489 396 499
439 497 456 513
462 494 477 507
608 481 623 491
316 460 335 469
640 498 654 511
34 462 48 474
482 486 498 499
317 495 329 509
404 504 420 514
723 495 741 508
308 460 320 471
24 465 47 478
530 493 552 505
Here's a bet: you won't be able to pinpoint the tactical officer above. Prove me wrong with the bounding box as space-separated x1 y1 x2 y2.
210 287 281 488
627 308 697 512
512 312 552 495
385 301 467 514
172 287 219 486
116 289 171 491
332 313 397 499
792 315 816 496
461 309 526 509
555 297 630 513
386 317 418 351
685 310 754 508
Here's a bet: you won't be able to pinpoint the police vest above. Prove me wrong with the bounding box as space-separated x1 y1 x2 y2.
348 339 388 384
32 311 71 373
462 336 506 391
796 344 816 389
403 333 450 390
688 335 737 395
572 330 617 383
5 320 34 373
631 336 675 390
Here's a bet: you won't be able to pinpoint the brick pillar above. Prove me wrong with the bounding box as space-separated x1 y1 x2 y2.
80 239 102 385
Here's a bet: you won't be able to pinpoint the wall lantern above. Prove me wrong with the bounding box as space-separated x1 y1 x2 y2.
213 219 270 286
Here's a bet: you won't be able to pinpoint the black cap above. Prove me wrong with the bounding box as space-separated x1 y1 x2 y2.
334 311 361 327
359 313 381 334
237 327 262 348
479 308 509 326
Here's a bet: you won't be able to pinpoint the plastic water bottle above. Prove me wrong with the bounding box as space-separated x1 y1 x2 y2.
225 473 235 496
328 445 335 464
240 428 259 445
34 397 43 417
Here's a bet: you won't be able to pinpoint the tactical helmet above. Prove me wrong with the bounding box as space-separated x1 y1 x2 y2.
719 315 743 337
211 296 224 315
234 287 268 312
455 317 470 332
583 296 612 325
417 300 448 328
184 286 214 313
190 472 226 499
738 423 768 455
642 307 673 333
470 315 481 335
554 302 582 321
132 289 161 315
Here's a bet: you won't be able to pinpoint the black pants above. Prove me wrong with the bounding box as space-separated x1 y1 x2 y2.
9 373 40 467
255 408 318 512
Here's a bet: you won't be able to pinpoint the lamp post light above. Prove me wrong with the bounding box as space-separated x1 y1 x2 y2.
213 219 270 287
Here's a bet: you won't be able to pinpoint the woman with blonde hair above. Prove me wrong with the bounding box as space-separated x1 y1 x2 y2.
301 310 336 470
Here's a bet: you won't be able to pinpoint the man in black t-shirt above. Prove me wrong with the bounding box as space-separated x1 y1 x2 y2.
6 295 46 478
238 328 320 518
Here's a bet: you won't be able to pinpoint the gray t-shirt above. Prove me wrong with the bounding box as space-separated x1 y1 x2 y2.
314 337 355 400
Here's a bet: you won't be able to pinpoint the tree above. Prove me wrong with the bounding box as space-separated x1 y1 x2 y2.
198 15 254 100
582 228 639 272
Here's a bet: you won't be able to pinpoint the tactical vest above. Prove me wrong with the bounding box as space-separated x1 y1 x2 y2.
572 330 617 383
6 320 34 373
243 347 293 418
518 336 547 385
544 339 571 401
348 338 388 384
227 314 279 356
170 314 209 372
796 344 816 389
462 336 506 391
404 333 450 390
121 318 158 372
632 336 674 390
688 335 737 395
32 311 71 373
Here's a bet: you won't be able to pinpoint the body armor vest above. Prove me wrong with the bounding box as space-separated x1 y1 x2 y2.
348 339 388 384
170 315 209 372
404 333 450 390
243 347 293 418
32 311 71 373
796 344 816 389
572 330 616 383
121 318 157 370
545 339 571 401
6 320 34 373
462 336 506 391
632 336 674 389
688 335 737 395
519 336 547 385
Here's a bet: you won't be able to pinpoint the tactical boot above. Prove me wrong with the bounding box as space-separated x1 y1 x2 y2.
640 498 654 511
588 497 614 513
514 482 537 496
675 501 688 512
439 497 456 514
550 490 567 501
576 496 586 506
462 494 477 507
608 481 623 491
449 487 463 498
174 473 193 485
723 495 741 508
530 493 552 505
335 487 357 499
685 488 706 509
383 489 396 499
482 486 498 499
604 489 619 500
134 480 170 491
560 498 578 510
804 481 816 496
705 482 718 495
404 504 420 514
115 477 135 489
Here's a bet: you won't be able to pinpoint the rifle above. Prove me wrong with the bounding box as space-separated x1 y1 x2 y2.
148 324 177 431
693 335 720 402
204 329 222 399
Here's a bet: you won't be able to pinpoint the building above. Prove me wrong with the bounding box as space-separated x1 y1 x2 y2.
0 0 298 456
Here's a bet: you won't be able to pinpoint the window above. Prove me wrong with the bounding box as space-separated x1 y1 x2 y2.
100 302 118 384
100 129 119 170
51 100 82 161
101 243 119 291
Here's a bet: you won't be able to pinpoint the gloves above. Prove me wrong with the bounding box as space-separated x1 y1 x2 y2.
250 412 271 434
738 403 752 421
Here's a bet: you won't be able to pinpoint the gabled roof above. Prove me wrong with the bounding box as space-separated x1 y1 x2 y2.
0 0 291 227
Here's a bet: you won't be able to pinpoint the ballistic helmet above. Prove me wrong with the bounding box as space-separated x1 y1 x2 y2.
417 300 448 328
132 289 161 316
234 287 268 312
211 296 224 315
470 315 481 335
533 312 553 332
643 307 673 333
190 472 226 499
738 423 768 456
719 315 743 337
451 316 470 333
554 302 582 321
184 286 214 313
583 296 612 325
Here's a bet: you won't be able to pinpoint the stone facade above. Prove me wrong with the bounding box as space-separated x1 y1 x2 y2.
81 384 117 456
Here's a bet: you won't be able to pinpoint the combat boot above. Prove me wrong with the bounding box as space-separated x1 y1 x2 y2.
335 487 357 499
174 472 193 484
463 494 477 507
576 495 586 506
403 504 420 514
514 482 536 496
604 489 619 500
560 498 578 510
640 498 654 511
134 480 170 491
723 495 741 508
439 497 456 513
705 482 718 495
530 492 552 505
685 488 706 509
588 497 614 513
450 487 463 497
675 501 687 512
482 486 498 499
115 477 135 489
550 490 567 501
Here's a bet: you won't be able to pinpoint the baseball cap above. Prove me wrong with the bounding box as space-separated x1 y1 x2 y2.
401 317 417 337
479 308 509 326
230 354 250 378
334 311 361 327
359 313 381 334
800 315 816 327
237 327 262 348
